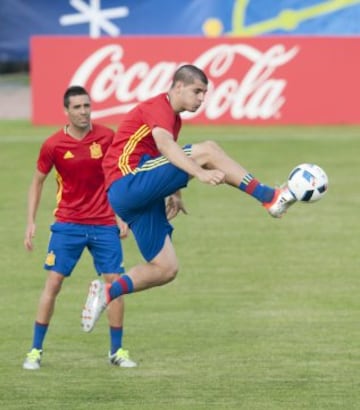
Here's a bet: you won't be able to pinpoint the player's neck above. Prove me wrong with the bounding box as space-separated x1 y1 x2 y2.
65 124 91 139
167 92 183 114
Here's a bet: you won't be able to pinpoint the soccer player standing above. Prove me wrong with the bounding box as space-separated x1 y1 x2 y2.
81 65 296 333
23 86 136 370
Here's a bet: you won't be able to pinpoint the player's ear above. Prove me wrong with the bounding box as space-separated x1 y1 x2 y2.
174 80 182 90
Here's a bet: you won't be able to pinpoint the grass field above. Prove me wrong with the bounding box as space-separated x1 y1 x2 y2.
0 121 359 409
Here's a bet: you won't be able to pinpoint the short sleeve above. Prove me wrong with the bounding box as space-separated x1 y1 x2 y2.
37 139 54 174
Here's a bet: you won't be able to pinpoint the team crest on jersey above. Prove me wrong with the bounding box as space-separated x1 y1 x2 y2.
45 250 56 266
90 142 103 159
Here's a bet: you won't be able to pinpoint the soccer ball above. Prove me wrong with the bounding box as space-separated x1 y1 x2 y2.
288 163 328 202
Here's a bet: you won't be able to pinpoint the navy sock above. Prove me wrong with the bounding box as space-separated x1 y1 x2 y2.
239 173 275 203
109 274 134 300
110 326 123 355
32 321 49 350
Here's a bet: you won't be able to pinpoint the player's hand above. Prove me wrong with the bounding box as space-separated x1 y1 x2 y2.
166 194 188 220
116 217 129 239
196 169 225 186
24 223 36 251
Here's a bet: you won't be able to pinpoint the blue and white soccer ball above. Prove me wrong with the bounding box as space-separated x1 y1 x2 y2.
288 163 328 202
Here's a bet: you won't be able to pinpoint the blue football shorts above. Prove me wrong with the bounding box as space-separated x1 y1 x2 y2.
108 145 192 262
44 222 125 277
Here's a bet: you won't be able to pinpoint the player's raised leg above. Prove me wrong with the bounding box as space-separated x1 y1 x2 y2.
189 140 296 217
82 236 178 332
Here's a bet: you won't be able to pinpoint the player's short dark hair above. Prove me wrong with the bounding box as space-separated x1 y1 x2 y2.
171 65 208 87
63 86 89 108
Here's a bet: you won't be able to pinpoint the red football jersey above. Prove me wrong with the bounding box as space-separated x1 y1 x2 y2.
102 93 181 189
37 123 116 225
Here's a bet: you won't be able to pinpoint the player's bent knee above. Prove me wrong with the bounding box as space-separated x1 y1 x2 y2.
203 140 223 156
162 263 179 284
197 140 218 152
192 140 222 165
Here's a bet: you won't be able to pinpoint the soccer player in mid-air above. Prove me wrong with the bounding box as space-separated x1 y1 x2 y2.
81 64 296 333
23 86 136 370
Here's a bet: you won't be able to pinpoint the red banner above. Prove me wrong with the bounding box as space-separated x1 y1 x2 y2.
31 36 360 125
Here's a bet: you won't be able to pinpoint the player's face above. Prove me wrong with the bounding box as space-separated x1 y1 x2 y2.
179 79 208 112
66 94 91 130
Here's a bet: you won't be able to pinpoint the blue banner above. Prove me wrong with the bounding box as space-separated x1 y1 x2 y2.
1 0 360 61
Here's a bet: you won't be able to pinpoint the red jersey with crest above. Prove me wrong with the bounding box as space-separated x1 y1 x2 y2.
37 124 116 225
102 93 182 189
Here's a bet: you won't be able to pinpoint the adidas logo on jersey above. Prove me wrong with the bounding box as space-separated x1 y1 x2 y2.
63 150 74 159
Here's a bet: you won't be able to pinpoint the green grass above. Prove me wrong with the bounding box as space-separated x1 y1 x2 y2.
0 122 359 409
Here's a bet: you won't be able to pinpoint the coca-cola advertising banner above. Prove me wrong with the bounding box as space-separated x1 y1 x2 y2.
31 36 360 125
